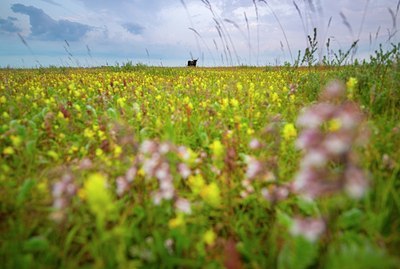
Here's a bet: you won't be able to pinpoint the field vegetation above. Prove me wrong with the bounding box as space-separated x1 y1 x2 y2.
1 42 400 268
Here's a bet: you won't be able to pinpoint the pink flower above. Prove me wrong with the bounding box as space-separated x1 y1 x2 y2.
323 133 350 155
175 198 191 214
293 168 338 199
155 162 170 181
245 156 262 179
296 129 323 150
159 142 171 154
249 138 262 150
52 182 64 197
261 185 289 203
290 217 325 242
178 146 190 160
178 163 191 179
320 80 345 100
297 103 335 129
116 176 129 197
344 166 368 199
300 150 327 169
140 140 157 154
125 167 137 183
79 158 93 169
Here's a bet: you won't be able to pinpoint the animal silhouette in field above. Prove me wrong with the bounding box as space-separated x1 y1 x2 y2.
187 58 198 67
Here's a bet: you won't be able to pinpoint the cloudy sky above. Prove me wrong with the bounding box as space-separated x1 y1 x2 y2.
0 0 399 67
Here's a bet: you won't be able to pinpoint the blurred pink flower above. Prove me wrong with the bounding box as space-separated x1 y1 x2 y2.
344 166 369 199
245 156 262 179
178 163 191 179
261 185 289 203
175 198 191 214
249 138 262 150
116 176 129 197
290 217 325 242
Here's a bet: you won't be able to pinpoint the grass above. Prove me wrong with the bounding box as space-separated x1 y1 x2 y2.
0 46 399 268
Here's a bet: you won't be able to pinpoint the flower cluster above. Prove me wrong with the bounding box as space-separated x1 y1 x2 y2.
116 140 195 214
293 80 369 200
241 155 276 199
51 173 77 222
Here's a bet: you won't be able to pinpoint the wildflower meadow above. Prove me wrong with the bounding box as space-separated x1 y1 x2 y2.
1 46 400 268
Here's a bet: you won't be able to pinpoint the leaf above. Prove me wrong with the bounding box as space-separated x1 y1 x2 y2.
107 107 118 119
17 179 36 206
295 197 319 216
23 236 49 252
278 236 318 269
276 209 293 228
337 208 363 230
325 241 399 269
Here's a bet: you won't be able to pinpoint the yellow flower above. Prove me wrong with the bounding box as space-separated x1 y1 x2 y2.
117 97 125 107
36 181 48 193
2 112 10 119
57 111 65 119
209 140 224 159
221 98 229 110
236 82 243 91
188 174 205 195
10 135 22 148
84 173 115 222
346 77 358 100
203 229 216 246
168 214 185 229
247 128 254 135
84 128 95 139
201 182 221 207
346 77 358 90
97 130 106 140
282 123 297 140
113 145 122 157
78 188 86 200
3 146 15 155
0 96 6 104
230 98 239 108
95 148 104 157
47 150 59 161
328 119 341 132
271 92 280 103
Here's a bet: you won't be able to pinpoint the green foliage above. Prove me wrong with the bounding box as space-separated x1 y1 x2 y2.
278 236 319 269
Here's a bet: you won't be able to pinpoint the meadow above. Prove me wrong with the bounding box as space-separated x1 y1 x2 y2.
1 46 400 268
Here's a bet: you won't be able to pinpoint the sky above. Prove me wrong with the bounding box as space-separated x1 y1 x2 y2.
0 0 399 68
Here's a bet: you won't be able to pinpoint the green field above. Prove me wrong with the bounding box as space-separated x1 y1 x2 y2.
1 49 400 268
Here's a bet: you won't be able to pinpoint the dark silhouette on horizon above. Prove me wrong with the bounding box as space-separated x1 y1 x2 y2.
187 59 198 67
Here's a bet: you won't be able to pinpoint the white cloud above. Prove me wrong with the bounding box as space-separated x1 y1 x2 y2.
0 0 399 67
